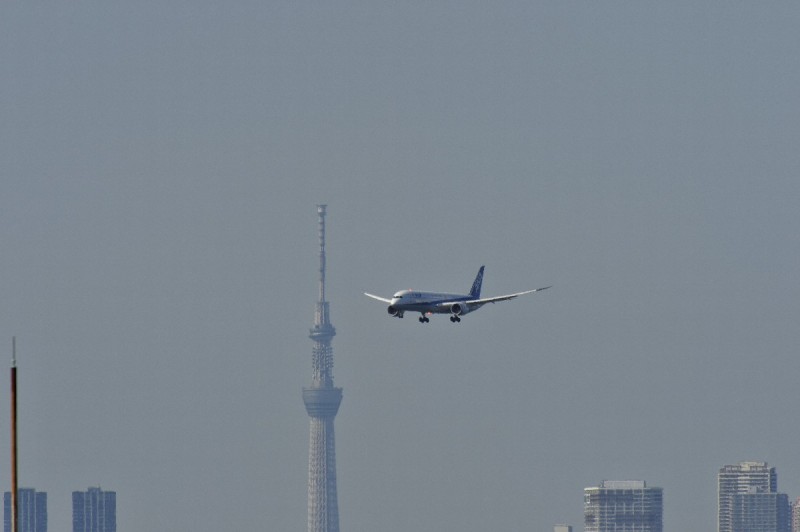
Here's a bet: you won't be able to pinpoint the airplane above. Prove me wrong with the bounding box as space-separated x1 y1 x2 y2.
364 266 550 323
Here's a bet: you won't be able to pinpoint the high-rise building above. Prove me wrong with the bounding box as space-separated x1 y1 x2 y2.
72 487 115 532
791 497 800 532
303 205 343 532
554 525 573 532
718 461 790 532
719 461 777 532
732 492 790 532
3 488 46 532
584 480 663 532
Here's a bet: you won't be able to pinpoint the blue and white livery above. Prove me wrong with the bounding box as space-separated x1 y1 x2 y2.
364 266 550 323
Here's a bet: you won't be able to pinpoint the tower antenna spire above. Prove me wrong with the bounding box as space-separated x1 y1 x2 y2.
318 204 327 305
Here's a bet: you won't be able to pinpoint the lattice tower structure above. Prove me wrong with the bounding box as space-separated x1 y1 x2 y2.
303 205 343 532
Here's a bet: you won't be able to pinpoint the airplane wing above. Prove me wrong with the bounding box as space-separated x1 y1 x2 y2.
465 286 551 306
364 292 392 303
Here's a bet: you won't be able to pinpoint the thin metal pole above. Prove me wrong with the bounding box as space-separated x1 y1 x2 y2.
10 337 18 532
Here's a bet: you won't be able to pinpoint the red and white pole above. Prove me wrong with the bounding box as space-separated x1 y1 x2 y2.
10 337 18 532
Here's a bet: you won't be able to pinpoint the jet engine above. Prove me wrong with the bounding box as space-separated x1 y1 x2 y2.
450 302 471 316
387 305 402 317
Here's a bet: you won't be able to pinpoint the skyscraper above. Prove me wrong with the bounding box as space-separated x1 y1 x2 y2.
718 461 790 532
72 487 115 532
731 492 790 532
584 480 663 532
791 497 800 532
303 205 343 532
3 489 46 532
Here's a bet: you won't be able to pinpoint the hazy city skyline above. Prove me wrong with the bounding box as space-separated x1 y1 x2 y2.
2 2 800 531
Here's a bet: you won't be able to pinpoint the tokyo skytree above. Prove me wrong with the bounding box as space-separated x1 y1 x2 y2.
303 205 343 532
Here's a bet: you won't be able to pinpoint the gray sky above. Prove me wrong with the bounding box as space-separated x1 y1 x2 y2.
2 2 799 531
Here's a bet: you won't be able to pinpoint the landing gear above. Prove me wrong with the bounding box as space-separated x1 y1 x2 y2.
449 315 461 323
418 315 430 323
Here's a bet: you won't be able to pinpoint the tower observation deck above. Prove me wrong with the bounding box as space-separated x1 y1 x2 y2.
303 205 343 532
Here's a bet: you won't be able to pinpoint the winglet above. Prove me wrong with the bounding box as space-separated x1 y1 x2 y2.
364 292 392 303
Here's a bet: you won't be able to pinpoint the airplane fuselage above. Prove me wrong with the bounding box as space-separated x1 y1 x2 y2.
388 290 471 315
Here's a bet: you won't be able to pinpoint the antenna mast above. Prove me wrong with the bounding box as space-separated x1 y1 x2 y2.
10 337 18 532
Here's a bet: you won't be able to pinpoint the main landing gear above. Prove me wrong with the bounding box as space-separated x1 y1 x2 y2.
417 314 460 323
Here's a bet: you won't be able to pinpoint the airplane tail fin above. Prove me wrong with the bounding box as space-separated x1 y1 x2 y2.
469 266 485 299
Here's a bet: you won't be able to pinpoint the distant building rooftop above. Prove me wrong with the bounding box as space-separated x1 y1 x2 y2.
598 480 647 489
